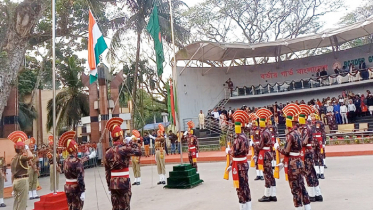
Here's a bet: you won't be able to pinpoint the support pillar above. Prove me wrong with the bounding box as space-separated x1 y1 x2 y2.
111 71 124 117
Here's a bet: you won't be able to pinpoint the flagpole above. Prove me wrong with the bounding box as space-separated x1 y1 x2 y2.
168 0 183 164
52 0 57 193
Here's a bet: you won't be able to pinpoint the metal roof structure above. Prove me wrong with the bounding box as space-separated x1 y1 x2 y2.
175 16 373 63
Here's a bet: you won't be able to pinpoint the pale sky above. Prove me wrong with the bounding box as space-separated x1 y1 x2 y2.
80 0 367 79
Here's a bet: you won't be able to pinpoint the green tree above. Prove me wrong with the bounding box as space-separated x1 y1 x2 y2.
185 0 343 62
46 56 89 133
0 0 111 121
109 0 189 131
17 67 38 133
339 2 373 49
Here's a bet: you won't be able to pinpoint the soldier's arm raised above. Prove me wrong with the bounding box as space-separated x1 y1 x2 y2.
77 160 85 193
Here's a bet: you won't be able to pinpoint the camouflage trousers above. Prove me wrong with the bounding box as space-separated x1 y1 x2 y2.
287 157 310 207
188 152 198 172
263 151 276 188
254 147 260 170
65 192 84 210
111 189 132 210
236 162 251 204
303 149 319 187
314 146 323 166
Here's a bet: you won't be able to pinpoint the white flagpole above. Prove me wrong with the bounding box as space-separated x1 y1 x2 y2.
52 0 57 193
168 0 183 164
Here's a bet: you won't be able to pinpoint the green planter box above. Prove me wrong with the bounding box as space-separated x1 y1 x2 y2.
164 164 204 189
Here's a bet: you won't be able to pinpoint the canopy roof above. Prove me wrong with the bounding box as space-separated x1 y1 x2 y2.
176 16 373 62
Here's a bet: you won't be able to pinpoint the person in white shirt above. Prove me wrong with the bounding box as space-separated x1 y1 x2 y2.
198 110 205 130
348 100 356 123
326 103 334 113
340 103 348 124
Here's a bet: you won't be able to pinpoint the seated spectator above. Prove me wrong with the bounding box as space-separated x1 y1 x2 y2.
321 67 328 76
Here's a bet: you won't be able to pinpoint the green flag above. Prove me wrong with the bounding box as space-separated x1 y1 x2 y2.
147 5 165 76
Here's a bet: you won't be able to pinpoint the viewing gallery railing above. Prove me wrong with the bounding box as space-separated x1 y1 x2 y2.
231 68 373 97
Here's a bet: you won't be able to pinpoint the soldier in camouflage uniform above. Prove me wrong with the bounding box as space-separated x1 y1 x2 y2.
255 108 277 202
227 110 252 210
186 122 199 172
250 122 263 180
105 118 142 210
59 131 85 210
276 104 311 210
311 113 326 179
299 105 323 202
0 156 6 207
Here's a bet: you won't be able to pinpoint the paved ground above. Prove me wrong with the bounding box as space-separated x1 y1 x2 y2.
5 155 373 210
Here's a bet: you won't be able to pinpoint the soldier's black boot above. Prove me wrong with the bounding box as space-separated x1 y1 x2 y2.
258 196 270 202
309 197 316 202
270 196 277 202
260 176 264 180
254 176 261 181
315 195 324 202
319 174 325 179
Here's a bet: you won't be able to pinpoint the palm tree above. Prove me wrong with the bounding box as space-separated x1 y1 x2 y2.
46 56 89 133
109 0 189 131
18 102 37 134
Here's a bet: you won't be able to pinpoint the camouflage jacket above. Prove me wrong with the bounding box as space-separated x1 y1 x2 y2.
105 141 142 190
279 127 302 156
63 155 85 193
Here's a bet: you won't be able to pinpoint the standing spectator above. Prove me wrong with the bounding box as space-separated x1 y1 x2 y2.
228 107 234 121
354 95 362 117
366 91 373 115
333 102 342 124
198 110 205 130
168 130 178 155
327 102 334 113
225 78 234 96
338 95 344 104
361 94 368 116
359 60 369 80
211 108 220 125
150 130 157 155
319 104 327 124
348 100 356 123
221 107 227 116
340 103 348 124
163 131 169 155
143 132 151 157
219 112 227 132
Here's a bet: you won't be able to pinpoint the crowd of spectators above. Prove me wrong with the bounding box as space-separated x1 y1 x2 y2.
204 89 373 133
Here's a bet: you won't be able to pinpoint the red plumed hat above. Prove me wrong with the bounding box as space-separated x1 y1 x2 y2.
58 131 77 154
8 131 28 149
106 117 124 138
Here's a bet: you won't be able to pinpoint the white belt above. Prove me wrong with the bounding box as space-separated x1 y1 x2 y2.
189 146 195 149
306 144 312 147
111 171 130 176
233 157 247 161
255 142 259 144
314 135 321 137
289 152 300 156
262 147 270 150
66 179 77 182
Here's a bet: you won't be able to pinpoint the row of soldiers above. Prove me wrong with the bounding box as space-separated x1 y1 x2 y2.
4 116 198 210
226 103 326 210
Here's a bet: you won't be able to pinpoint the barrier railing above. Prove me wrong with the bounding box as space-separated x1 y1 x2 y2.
231 68 373 97
38 156 98 177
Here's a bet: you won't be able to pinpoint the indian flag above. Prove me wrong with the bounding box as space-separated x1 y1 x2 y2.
88 10 107 84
